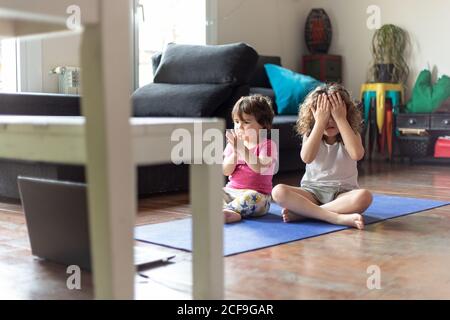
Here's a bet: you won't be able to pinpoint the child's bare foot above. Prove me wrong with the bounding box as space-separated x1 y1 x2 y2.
282 208 307 223
223 209 242 224
336 213 364 230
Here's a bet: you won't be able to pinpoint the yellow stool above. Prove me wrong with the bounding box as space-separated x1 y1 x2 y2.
360 83 404 133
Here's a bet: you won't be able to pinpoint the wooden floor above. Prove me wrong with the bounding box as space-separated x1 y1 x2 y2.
1 160 450 299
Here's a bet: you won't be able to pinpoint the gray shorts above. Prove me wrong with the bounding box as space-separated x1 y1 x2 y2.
301 184 355 205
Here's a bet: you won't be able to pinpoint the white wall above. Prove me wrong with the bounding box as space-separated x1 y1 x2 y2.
20 33 80 94
215 0 309 71
300 0 450 99
24 0 450 99
215 0 450 100
41 34 81 93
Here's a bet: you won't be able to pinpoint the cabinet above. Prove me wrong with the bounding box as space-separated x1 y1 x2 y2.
302 54 342 83
396 113 450 159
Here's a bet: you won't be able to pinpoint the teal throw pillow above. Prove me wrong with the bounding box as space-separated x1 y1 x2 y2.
264 64 322 115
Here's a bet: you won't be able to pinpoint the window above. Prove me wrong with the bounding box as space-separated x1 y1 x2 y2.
136 0 207 87
0 39 18 92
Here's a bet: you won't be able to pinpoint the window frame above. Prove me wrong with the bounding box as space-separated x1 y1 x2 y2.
17 38 43 93
0 38 19 92
132 0 217 90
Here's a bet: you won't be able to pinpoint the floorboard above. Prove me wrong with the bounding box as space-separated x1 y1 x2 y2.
1 161 449 299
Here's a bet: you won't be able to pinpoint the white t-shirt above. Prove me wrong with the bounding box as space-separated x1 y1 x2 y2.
301 138 359 189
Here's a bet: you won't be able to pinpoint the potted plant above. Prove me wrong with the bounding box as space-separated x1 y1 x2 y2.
368 24 409 84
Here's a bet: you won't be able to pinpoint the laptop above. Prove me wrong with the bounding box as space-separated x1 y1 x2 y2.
18 176 175 271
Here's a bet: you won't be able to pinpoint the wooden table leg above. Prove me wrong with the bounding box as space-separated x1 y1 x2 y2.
81 0 135 299
190 163 224 299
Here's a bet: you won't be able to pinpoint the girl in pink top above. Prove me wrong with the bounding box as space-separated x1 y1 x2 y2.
223 95 278 223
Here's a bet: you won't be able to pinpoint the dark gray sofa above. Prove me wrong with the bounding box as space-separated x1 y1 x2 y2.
134 42 258 129
145 50 303 172
0 92 192 199
134 45 304 185
0 45 304 200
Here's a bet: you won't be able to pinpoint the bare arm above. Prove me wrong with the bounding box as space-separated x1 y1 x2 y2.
300 123 326 164
223 151 237 176
225 129 274 174
335 119 364 160
300 93 330 164
329 92 365 161
224 146 273 175
223 130 238 176
239 145 274 174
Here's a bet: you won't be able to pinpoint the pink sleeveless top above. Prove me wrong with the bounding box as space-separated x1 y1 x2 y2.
224 139 278 195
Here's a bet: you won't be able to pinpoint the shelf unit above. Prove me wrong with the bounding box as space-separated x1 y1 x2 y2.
397 112 450 160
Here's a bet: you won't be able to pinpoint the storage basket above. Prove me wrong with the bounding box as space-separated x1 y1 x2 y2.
397 135 431 157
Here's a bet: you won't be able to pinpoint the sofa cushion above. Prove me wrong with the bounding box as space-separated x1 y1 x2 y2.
265 64 322 115
278 148 304 172
249 55 282 88
132 83 232 117
273 115 301 150
153 42 258 85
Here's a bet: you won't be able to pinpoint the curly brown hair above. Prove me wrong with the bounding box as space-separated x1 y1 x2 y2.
295 83 362 140
232 95 275 130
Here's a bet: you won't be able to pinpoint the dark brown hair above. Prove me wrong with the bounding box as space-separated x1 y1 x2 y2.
231 95 275 130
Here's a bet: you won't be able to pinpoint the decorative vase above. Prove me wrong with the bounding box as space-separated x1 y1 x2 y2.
305 8 332 54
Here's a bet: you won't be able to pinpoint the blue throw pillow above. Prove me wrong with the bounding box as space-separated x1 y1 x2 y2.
264 64 322 115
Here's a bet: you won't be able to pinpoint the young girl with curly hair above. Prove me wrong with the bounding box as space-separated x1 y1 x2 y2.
272 83 372 229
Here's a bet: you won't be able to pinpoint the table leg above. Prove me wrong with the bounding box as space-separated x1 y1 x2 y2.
190 163 224 299
81 0 135 299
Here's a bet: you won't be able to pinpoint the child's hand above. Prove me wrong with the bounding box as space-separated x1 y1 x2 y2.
313 93 330 127
329 92 347 121
226 129 245 152
226 129 238 150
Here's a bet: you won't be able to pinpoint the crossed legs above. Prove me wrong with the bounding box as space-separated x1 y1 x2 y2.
271 184 373 229
223 188 271 224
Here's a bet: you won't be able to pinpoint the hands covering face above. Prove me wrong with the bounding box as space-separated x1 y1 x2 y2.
312 93 331 127
328 92 347 121
312 92 347 127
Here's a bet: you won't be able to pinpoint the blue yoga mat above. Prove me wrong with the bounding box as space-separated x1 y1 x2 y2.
135 194 450 256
